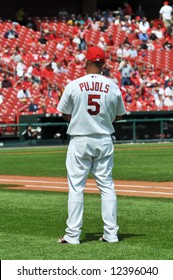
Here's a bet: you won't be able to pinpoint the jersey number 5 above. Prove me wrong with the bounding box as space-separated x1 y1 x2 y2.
87 94 100 115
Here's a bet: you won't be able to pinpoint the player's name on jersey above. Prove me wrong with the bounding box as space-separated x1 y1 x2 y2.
79 81 110 93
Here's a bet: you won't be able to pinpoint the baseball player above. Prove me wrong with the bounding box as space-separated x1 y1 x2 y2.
57 46 126 244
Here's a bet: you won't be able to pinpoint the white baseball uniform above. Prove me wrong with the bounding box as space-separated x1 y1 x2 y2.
57 73 126 244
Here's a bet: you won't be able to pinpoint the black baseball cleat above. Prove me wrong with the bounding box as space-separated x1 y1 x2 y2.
58 237 69 244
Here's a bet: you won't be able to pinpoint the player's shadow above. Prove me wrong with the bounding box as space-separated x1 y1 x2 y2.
82 232 144 243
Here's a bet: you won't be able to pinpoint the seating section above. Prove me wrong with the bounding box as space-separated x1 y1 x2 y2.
0 17 173 131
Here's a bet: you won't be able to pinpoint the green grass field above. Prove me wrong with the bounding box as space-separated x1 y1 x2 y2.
0 142 173 181
0 142 173 260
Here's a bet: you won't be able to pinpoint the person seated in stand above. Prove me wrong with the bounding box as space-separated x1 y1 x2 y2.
17 85 31 99
124 89 133 103
138 32 149 42
37 103 47 114
47 101 60 114
0 91 4 104
28 98 39 112
1 74 13 88
38 31 48 45
18 98 28 113
118 59 133 86
163 39 173 49
4 26 18 38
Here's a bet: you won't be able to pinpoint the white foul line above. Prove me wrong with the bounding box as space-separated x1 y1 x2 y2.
0 178 173 190
23 185 173 196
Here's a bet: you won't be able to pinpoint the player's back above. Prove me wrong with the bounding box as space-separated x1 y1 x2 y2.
65 74 124 136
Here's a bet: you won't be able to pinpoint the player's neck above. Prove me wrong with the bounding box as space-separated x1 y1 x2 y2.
87 67 101 75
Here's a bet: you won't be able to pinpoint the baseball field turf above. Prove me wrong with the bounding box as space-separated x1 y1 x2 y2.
0 142 173 260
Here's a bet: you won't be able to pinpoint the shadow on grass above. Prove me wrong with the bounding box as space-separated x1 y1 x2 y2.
82 232 145 243
118 233 145 241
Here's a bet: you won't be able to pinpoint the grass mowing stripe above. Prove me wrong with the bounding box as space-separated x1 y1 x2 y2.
0 143 173 181
0 188 172 260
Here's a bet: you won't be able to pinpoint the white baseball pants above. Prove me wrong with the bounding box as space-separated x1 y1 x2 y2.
63 135 119 244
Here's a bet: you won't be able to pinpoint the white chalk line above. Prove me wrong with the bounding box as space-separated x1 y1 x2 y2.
13 184 173 196
0 178 173 190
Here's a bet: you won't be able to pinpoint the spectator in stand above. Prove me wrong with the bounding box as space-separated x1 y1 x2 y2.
153 23 164 40
39 50 49 64
1 45 12 63
27 33 38 46
48 84 61 100
25 17 37 31
123 2 133 18
114 14 121 25
133 94 143 110
106 34 114 47
15 7 27 26
159 1 173 28
153 38 163 50
4 26 18 38
48 27 59 41
91 18 100 30
28 98 39 112
73 50 85 64
130 71 141 88
164 81 173 95
0 92 4 104
58 7 69 21
56 39 66 51
72 34 81 50
151 85 160 100
22 75 32 89
138 32 149 42
163 25 172 40
51 61 64 74
155 92 164 109
126 45 138 59
18 98 28 113
29 63 42 83
116 44 130 61
100 19 109 32
134 5 145 19
147 39 156 50
149 30 159 41
164 88 173 107
78 25 87 50
124 89 133 103
145 92 156 109
39 77 49 93
118 59 133 86
123 35 132 46
157 84 165 96
17 85 31 99
163 39 173 49
1 74 13 88
116 44 125 62
37 103 47 114
11 49 22 63
47 101 60 114
139 17 150 34
38 31 48 45
97 36 108 51
16 59 26 78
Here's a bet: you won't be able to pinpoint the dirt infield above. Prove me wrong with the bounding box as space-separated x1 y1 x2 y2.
0 175 173 199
